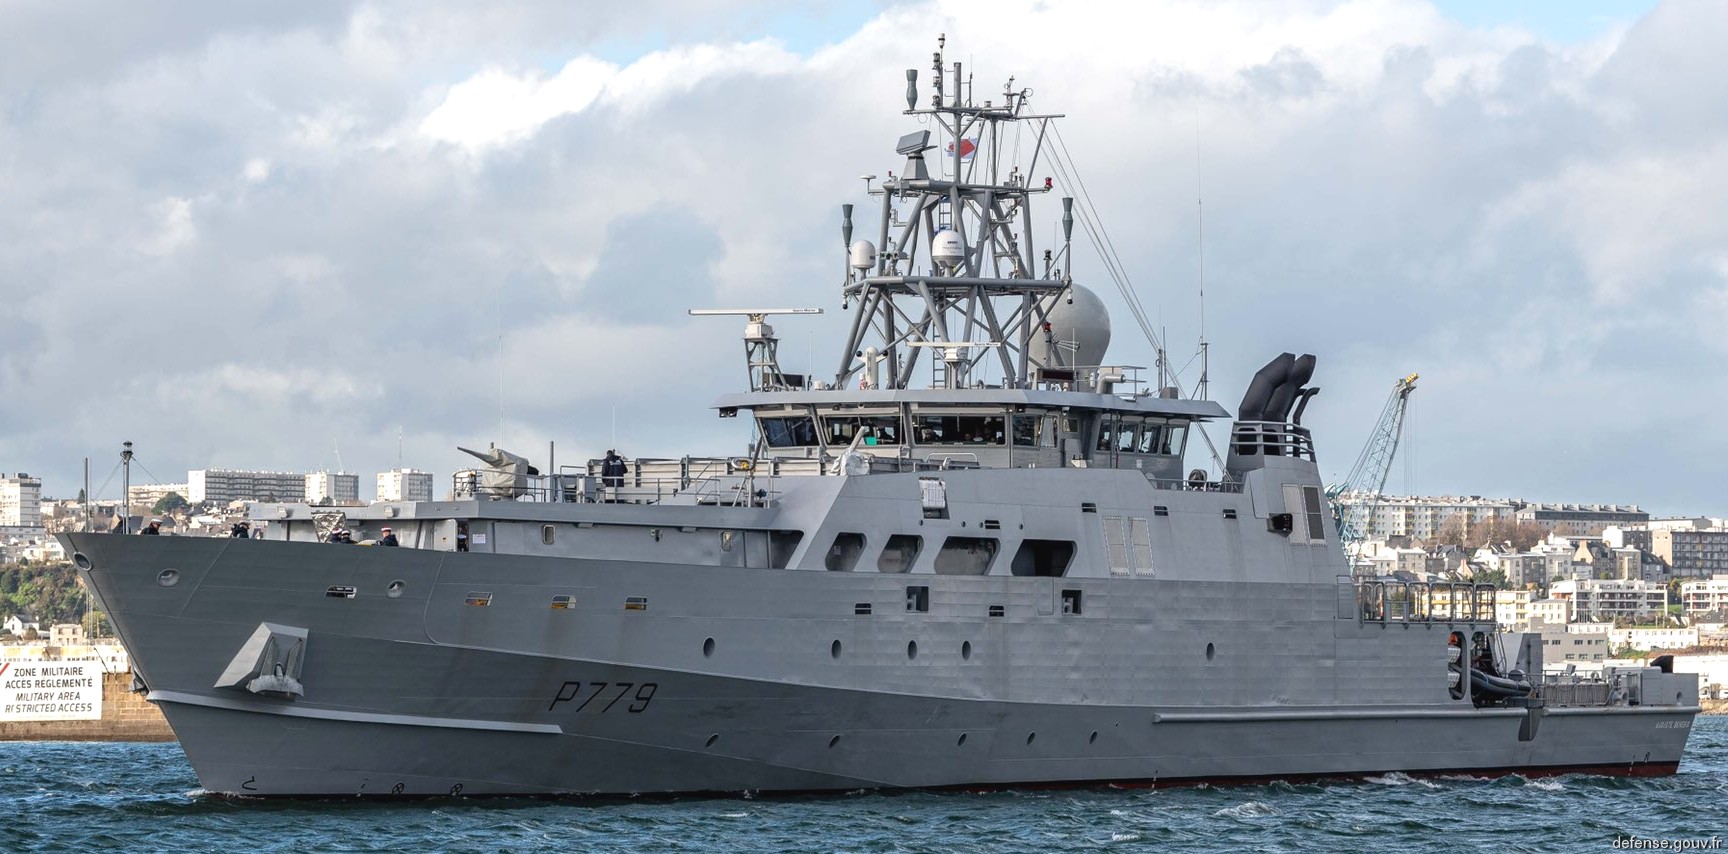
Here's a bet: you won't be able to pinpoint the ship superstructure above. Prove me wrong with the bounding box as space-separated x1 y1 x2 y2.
61 39 1696 797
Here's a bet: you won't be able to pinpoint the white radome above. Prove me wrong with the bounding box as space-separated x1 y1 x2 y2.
849 239 877 270
931 229 965 271
1030 283 1111 368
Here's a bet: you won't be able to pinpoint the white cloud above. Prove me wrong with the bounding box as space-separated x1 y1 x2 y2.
138 197 195 256
2 0 1725 512
419 56 616 151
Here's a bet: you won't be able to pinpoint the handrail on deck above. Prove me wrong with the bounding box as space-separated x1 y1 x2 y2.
1229 420 1316 462
1358 579 1497 624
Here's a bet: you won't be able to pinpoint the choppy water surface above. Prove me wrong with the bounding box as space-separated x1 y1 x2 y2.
4 718 1725 853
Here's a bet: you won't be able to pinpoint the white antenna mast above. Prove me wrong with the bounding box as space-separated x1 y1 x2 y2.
1195 108 1209 402
688 308 825 391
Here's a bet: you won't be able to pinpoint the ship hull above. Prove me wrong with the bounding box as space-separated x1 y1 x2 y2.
64 533 1696 797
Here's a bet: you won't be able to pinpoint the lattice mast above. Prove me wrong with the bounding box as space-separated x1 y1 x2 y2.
835 35 1077 391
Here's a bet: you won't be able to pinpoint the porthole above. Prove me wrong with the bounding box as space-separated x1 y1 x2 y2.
907 640 919 660
705 734 720 748
1089 731 1099 744
73 553 92 570
961 641 972 660
156 568 179 587
386 580 405 599
1026 732 1037 745
957 733 968 746
1205 642 1216 661
703 637 716 658
831 640 842 659
828 735 841 749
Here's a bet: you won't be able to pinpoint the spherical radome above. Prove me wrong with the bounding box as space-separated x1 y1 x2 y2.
1030 283 1111 369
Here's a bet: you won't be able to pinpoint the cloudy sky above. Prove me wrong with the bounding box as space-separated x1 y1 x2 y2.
3 0 1723 514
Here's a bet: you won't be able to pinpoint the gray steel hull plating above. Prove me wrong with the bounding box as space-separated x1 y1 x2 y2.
65 534 1696 797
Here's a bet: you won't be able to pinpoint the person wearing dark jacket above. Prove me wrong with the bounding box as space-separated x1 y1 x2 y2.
601 449 628 501
378 527 399 547
140 520 161 535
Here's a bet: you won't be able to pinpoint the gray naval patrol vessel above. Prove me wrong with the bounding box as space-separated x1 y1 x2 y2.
63 39 1696 797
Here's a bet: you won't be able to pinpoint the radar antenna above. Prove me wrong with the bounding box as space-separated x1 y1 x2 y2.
836 35 1076 391
688 308 824 391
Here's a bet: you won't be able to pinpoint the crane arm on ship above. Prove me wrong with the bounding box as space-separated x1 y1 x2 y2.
1326 372 1418 548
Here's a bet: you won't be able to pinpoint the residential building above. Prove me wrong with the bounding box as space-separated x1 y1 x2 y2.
1336 494 1517 541
188 469 307 503
1607 626 1698 652
1515 503 1648 537
376 469 435 503
127 482 189 509
1495 590 1569 629
0 473 42 527
1651 529 1728 579
1548 578 1668 624
1602 525 1653 552
305 471 360 506
1681 575 1728 621
1537 626 1609 666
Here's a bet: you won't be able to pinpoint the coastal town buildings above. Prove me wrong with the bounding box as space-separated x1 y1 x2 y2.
126 483 188 508
376 469 434 503
1548 579 1668 624
1651 528 1728 579
1681 575 1728 621
1337 494 1517 541
304 471 360 506
1515 503 1649 537
0 474 42 528
187 469 306 503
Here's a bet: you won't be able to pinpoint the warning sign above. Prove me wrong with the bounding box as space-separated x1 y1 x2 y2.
0 660 103 721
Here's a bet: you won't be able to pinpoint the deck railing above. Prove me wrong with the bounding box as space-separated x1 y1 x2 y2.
1358 579 1497 623
1229 421 1317 462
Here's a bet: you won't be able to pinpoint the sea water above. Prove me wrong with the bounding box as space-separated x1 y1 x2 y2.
3 717 1724 853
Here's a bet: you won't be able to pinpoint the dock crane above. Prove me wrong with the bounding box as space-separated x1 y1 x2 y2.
1326 373 1418 550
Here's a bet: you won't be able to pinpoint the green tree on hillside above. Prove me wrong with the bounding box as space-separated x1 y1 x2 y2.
151 491 190 515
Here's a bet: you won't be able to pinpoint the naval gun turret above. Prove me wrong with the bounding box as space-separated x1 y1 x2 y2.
457 444 540 499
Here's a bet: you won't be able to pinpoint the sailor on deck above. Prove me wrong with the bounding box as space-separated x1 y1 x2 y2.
601 449 628 501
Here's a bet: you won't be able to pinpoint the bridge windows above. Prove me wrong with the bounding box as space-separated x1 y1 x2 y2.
759 415 818 448
822 414 903 446
914 414 1004 445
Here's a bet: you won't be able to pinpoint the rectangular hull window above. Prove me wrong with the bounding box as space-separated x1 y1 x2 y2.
1010 540 1076 577
825 533 866 571
877 535 922 573
934 537 998 576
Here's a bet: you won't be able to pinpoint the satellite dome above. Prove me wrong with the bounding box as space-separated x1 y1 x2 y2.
849 239 877 271
1029 283 1111 368
931 229 965 272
